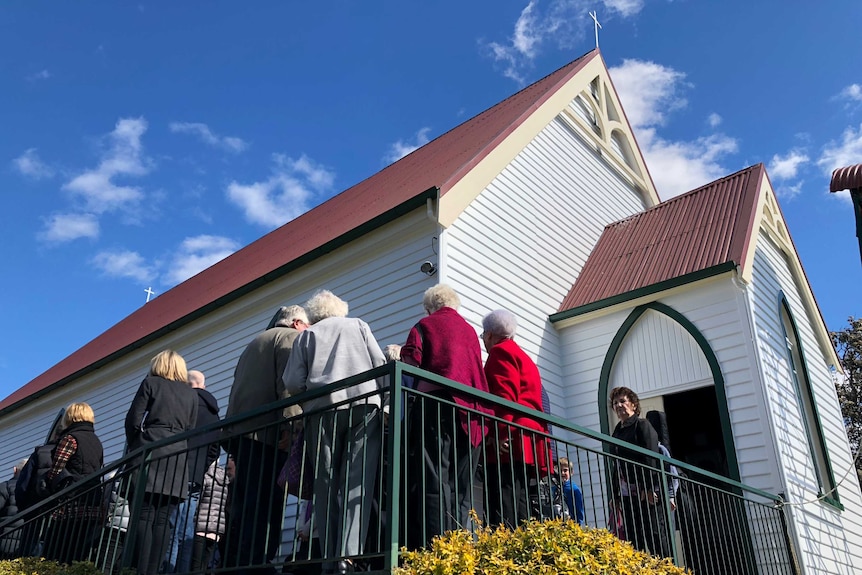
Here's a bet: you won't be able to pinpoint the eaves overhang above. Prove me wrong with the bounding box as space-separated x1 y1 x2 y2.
550 262 737 328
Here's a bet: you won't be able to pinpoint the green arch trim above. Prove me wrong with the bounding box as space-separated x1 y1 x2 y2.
597 301 741 482
778 293 842 508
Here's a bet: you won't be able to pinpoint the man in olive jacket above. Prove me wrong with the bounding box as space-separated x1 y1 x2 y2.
223 305 308 574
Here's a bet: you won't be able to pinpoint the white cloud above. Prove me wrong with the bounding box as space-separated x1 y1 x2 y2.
776 181 804 200
603 0 644 17
609 59 688 130
91 249 155 282
63 117 151 214
818 124 862 175
708 113 722 128
169 122 249 154
284 154 336 190
13 148 54 179
27 69 51 81
511 1 542 59
485 1 643 85
768 150 809 180
164 235 240 285
384 127 432 163
484 1 645 83
835 84 862 103
485 1 539 84
610 59 737 198
638 130 738 198
226 153 335 228
39 213 99 243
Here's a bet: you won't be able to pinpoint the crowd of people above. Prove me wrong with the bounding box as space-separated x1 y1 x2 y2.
0 283 686 574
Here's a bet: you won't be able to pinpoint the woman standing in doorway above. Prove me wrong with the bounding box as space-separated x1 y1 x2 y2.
609 386 671 558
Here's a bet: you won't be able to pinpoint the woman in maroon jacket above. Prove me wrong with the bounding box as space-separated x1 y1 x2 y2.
401 284 490 549
482 309 551 529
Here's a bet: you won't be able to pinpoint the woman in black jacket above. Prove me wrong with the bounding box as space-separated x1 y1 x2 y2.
43 402 105 564
609 387 671 558
125 350 198 575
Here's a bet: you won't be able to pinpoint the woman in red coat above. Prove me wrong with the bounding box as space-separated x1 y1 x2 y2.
482 309 551 529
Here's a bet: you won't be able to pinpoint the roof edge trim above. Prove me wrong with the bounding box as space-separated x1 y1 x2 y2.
550 261 737 324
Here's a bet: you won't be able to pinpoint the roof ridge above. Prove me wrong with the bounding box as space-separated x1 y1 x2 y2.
604 163 764 230
556 164 766 314
292 50 599 206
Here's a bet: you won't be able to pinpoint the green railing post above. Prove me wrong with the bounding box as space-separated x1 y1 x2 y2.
384 361 403 572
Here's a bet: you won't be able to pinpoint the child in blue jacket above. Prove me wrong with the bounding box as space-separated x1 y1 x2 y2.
557 457 585 525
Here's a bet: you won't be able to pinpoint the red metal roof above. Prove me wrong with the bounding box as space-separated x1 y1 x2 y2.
0 51 599 413
557 164 765 313
830 163 862 192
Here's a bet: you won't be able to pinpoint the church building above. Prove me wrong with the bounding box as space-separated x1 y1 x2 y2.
1 49 859 574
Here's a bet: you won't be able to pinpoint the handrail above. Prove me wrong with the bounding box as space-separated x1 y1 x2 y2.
0 361 793 575
2 360 783 532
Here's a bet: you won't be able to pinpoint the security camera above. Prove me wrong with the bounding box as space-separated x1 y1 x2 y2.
420 261 437 276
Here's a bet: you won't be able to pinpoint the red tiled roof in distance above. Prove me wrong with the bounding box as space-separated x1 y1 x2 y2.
830 163 862 192
0 51 600 413
557 164 765 313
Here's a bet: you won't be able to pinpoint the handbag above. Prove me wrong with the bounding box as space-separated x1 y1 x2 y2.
277 431 313 499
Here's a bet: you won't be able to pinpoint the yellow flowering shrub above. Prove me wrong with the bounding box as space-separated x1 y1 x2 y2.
398 518 691 575
0 558 112 575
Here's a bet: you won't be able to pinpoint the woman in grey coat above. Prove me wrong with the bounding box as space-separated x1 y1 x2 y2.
283 290 387 575
125 350 198 575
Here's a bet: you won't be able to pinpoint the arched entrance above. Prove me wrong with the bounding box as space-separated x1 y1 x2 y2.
597 302 740 481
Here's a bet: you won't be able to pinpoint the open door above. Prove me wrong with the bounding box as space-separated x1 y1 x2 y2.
663 386 729 479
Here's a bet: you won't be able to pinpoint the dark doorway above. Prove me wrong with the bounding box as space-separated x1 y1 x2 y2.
663 386 729 481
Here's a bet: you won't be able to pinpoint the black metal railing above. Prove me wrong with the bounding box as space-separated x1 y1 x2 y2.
0 362 798 574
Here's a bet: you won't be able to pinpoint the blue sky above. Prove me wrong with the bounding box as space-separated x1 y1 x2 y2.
1 1 861 398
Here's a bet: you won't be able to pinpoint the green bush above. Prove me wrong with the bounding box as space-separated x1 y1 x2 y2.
0 558 108 575
398 518 691 575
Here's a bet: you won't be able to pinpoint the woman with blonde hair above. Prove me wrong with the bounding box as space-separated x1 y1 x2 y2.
125 350 198 575
42 401 104 563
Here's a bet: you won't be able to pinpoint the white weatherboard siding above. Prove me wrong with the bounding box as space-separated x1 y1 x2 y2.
609 309 712 397
557 308 628 528
749 232 862 575
444 114 647 421
0 207 438 476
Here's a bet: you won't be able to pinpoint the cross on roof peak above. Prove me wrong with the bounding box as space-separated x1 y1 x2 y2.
589 11 602 49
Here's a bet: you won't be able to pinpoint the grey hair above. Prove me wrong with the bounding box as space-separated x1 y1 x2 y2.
188 370 206 389
383 344 402 362
482 309 518 339
422 284 460 314
305 290 349 324
267 305 309 329
17 457 29 470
